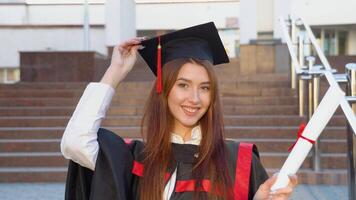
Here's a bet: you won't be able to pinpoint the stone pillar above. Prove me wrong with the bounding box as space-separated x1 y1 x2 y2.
105 0 136 56
273 0 291 73
239 0 257 45
273 0 291 43
239 0 258 75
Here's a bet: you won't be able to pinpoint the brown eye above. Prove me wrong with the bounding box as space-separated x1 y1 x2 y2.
201 86 210 91
178 83 188 88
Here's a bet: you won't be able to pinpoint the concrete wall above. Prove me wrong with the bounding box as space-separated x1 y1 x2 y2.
0 27 106 67
1 0 356 68
136 1 239 30
257 0 273 32
0 4 105 25
291 0 356 26
0 2 238 29
105 0 136 46
0 1 240 68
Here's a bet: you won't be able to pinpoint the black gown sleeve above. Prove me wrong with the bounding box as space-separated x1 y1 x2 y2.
64 128 144 200
248 147 269 199
225 140 269 200
64 159 94 200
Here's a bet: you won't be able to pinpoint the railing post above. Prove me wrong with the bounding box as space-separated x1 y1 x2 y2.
346 63 356 200
304 35 312 57
307 56 321 171
298 32 306 117
307 56 314 119
298 78 305 117
290 17 298 89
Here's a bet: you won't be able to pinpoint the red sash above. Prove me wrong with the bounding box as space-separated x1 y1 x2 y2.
129 141 254 199
234 142 253 200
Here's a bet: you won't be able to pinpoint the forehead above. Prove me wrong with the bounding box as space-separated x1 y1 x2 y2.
176 62 210 83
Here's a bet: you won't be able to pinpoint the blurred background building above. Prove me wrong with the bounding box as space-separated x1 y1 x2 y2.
0 0 355 83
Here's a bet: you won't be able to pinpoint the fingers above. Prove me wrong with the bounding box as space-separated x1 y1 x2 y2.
288 174 298 186
268 189 293 200
267 174 298 200
116 37 146 56
260 173 278 190
119 37 146 49
270 186 293 196
268 194 291 200
130 45 144 54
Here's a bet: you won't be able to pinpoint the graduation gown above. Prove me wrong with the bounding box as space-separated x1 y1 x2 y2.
64 128 268 200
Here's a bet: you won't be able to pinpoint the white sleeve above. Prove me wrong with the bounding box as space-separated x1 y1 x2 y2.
60 82 115 171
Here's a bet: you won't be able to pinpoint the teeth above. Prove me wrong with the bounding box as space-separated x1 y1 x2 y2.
182 106 198 113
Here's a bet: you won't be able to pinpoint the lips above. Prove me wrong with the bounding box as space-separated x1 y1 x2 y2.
181 106 200 116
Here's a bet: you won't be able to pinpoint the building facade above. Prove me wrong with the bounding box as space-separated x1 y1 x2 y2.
0 0 355 82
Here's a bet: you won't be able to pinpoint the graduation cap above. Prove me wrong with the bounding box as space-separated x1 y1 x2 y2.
138 22 229 94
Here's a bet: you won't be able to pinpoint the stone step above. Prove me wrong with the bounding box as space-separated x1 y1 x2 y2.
1 74 346 184
0 167 347 184
0 167 67 182
0 96 298 107
224 81 291 90
0 79 332 93
221 88 296 97
0 152 67 167
217 73 290 82
0 105 299 116
0 82 88 90
0 73 294 89
216 71 279 80
267 169 347 185
239 138 347 153
0 79 293 90
0 138 347 154
3 81 292 93
0 87 297 98
259 152 347 169
0 115 347 127
0 152 346 169
0 126 347 140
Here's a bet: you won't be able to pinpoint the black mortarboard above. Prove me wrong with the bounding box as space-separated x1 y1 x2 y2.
138 22 229 93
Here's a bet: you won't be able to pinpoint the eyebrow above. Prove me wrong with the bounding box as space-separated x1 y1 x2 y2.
176 77 210 84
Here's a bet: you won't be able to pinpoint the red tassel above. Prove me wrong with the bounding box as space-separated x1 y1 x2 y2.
156 37 162 94
288 122 315 152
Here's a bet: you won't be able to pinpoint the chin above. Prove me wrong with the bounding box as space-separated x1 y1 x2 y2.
177 118 200 128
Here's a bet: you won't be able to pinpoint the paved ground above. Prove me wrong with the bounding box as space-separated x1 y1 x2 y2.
0 183 348 200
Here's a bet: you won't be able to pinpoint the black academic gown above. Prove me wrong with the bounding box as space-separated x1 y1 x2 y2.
64 128 268 200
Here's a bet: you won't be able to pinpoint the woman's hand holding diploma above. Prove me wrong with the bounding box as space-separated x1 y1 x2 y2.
254 174 298 200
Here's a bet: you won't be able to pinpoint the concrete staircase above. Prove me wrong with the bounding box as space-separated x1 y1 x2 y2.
0 62 349 184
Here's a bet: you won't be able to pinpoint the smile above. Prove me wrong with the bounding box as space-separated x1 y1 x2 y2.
181 106 200 116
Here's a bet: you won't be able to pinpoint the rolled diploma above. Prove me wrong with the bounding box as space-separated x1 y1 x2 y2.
271 86 345 191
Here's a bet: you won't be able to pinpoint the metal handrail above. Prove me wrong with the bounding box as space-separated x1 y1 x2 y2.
279 15 356 199
272 17 356 199
279 15 356 134
300 17 356 133
345 63 356 200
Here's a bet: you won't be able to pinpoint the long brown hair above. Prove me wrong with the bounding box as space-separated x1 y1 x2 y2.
139 58 232 199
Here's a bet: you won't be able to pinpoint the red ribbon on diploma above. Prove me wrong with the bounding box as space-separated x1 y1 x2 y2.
288 123 316 152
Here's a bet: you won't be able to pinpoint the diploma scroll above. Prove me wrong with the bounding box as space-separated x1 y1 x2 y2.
271 86 345 191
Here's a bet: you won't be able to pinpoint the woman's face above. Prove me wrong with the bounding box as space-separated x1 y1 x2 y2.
168 62 211 130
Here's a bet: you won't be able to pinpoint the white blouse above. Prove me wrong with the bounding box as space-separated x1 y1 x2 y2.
60 82 202 199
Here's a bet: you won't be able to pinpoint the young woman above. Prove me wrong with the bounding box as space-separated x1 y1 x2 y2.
61 22 297 200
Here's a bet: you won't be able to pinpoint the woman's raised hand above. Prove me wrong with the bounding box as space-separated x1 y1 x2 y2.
253 174 298 200
101 37 145 88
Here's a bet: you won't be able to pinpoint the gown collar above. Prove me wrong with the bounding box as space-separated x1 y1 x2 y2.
170 125 202 145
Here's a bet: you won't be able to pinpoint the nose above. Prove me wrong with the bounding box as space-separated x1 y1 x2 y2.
188 88 200 105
